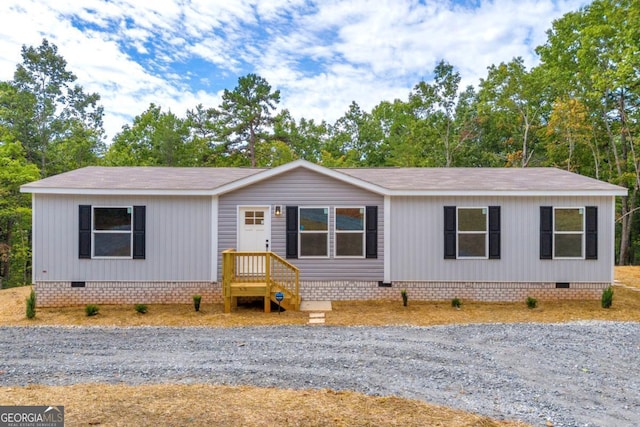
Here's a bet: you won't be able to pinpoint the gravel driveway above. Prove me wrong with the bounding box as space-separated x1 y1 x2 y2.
1 321 638 426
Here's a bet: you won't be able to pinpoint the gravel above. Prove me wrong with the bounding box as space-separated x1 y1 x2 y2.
1 321 639 426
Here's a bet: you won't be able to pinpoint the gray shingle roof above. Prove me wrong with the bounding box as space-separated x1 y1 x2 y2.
21 166 265 191
21 162 626 195
336 167 625 192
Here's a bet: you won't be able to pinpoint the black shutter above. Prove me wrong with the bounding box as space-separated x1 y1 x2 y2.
79 205 91 259
365 206 378 259
286 206 298 259
133 206 146 259
488 206 501 259
585 206 598 260
540 206 553 260
444 206 456 259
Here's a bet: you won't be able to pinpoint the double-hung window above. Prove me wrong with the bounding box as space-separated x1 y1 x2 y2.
457 207 488 258
299 207 329 257
335 207 365 257
445 206 500 259
93 207 133 258
553 208 584 258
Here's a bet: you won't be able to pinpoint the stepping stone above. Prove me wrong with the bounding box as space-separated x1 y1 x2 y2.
308 312 325 325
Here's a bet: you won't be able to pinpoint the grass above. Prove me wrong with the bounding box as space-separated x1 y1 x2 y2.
2 266 639 426
0 384 526 427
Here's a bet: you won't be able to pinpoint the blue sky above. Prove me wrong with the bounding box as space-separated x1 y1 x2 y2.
0 0 589 140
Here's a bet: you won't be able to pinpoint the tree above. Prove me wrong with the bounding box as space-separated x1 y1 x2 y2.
273 110 328 163
409 61 467 167
0 131 40 287
536 0 640 263
104 104 196 166
477 58 546 167
7 39 104 176
215 74 280 167
326 101 387 166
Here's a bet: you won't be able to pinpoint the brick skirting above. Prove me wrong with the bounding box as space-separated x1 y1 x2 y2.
35 279 610 307
35 281 222 307
299 280 611 302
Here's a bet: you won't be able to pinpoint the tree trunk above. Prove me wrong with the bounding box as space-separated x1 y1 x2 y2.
249 126 256 167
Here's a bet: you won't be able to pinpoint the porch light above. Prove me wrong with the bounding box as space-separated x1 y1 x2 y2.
274 205 282 216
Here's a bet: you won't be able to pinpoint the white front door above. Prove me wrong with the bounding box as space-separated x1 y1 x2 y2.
237 207 270 274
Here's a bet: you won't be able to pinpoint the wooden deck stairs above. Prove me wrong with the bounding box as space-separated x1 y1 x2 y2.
222 249 300 313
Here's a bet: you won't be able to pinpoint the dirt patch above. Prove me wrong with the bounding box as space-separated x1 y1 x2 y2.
3 282 640 328
0 384 526 427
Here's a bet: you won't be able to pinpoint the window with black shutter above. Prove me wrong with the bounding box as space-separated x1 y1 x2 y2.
285 206 298 259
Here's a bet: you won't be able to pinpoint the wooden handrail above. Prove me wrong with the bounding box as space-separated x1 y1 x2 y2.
222 249 300 311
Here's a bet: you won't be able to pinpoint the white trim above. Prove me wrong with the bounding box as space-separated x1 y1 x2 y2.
384 196 391 283
456 207 489 259
383 189 628 197
20 187 214 196
236 205 271 252
91 206 134 259
333 207 366 258
552 206 585 260
211 196 218 282
20 186 628 198
31 194 36 284
611 197 616 283
298 206 330 258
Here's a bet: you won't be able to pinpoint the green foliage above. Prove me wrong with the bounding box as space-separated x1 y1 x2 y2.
601 287 614 309
451 297 462 308
134 303 148 314
0 137 40 287
215 73 281 167
193 295 202 312
85 304 99 316
9 38 104 177
104 103 196 167
526 297 538 309
25 288 36 319
401 290 408 307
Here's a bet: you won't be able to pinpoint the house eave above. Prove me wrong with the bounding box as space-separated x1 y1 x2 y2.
20 187 627 198
387 189 629 197
20 187 214 196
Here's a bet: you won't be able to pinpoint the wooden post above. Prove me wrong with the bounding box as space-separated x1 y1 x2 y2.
264 252 271 313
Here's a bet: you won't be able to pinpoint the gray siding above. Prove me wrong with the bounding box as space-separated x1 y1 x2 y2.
218 167 384 281
390 196 615 282
33 194 212 282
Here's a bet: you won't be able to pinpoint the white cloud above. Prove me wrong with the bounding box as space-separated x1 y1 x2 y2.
0 0 590 142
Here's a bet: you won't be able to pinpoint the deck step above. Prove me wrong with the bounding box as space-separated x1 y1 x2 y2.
308 312 325 325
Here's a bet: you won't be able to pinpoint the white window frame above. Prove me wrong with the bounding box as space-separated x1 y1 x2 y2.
553 207 585 259
334 206 366 259
457 207 488 259
92 206 133 259
298 206 330 259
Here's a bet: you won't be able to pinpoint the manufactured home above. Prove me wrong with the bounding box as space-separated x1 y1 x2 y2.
21 159 627 309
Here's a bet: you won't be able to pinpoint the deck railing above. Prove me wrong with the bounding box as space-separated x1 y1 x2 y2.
222 249 300 307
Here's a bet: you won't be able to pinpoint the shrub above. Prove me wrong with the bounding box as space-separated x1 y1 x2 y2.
601 286 614 309
193 295 202 312
400 290 408 307
451 297 462 308
85 304 99 316
25 289 36 319
135 304 148 314
526 296 538 309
